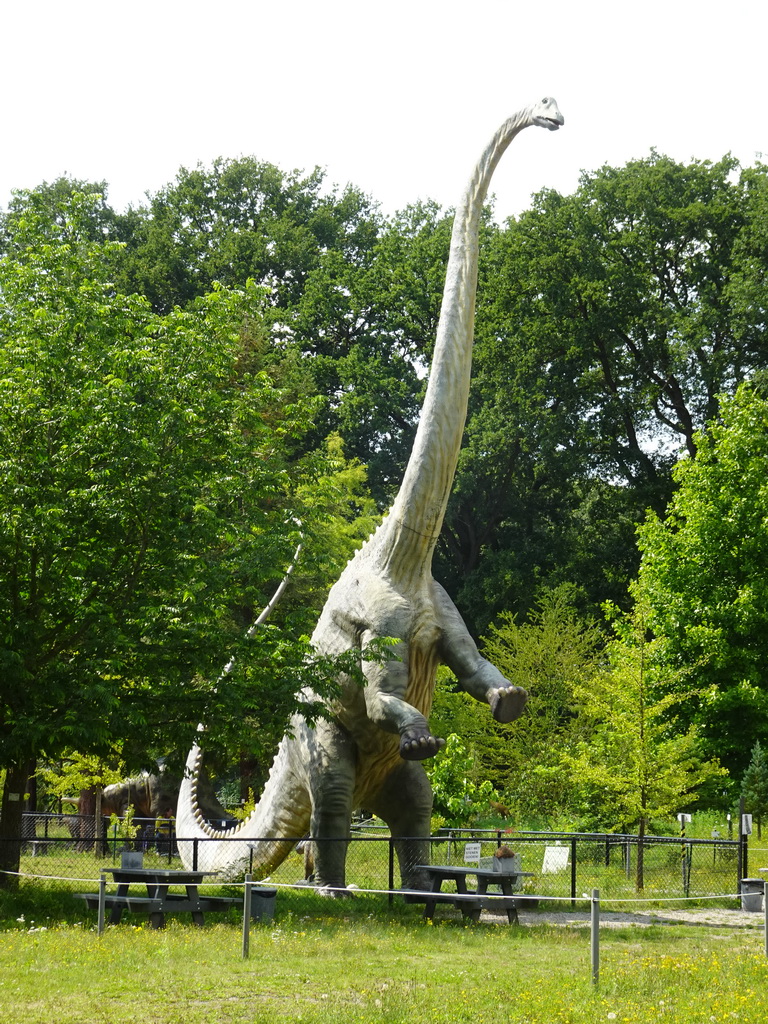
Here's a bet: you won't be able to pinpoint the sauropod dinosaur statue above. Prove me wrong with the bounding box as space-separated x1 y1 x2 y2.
176 97 564 891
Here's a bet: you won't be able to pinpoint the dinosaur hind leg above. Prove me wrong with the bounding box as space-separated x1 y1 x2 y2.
370 760 432 891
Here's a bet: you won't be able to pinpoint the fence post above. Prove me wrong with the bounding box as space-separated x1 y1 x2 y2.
193 838 198 872
97 871 106 937
242 874 252 959
590 888 600 987
570 838 577 909
388 839 395 907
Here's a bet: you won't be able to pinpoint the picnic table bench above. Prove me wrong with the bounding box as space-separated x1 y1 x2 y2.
404 864 535 924
77 867 244 929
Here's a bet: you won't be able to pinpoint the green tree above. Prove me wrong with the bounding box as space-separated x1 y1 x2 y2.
439 153 768 632
114 158 381 316
476 589 604 821
638 383 768 777
424 734 499 828
0 177 128 252
286 200 453 503
556 601 725 885
426 590 604 827
0 192 375 883
741 741 768 838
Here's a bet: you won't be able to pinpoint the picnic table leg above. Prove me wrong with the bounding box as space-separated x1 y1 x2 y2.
456 876 481 923
109 883 128 924
148 882 167 929
186 884 205 927
500 879 519 925
423 878 443 920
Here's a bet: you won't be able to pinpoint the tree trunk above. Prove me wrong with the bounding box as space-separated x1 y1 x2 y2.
25 761 37 814
0 763 29 889
636 817 646 891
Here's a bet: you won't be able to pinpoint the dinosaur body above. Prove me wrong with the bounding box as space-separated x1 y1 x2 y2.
101 771 230 823
176 98 563 890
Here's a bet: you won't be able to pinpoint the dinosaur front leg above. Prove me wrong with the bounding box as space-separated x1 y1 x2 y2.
361 632 446 760
433 582 528 723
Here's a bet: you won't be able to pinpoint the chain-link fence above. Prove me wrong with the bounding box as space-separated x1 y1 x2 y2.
5 815 760 909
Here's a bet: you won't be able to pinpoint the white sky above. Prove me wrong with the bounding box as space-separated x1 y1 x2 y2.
2 0 766 222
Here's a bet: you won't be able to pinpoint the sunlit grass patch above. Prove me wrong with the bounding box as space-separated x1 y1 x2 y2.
0 885 766 1024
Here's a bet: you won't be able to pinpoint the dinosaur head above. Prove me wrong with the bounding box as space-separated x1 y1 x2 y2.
530 96 564 131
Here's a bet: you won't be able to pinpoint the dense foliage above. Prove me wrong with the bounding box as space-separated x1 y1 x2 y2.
0 190 383 878
638 383 768 778
2 145 768 838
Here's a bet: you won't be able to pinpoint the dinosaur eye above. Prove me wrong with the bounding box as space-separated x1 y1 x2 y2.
541 97 549 104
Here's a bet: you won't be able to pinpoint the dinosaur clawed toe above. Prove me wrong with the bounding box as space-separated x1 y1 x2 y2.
489 685 528 724
400 728 446 761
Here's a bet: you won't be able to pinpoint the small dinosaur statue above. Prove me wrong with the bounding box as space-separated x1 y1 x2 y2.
176 97 564 891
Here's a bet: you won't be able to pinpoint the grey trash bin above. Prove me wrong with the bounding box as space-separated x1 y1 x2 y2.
739 878 764 912
251 886 277 922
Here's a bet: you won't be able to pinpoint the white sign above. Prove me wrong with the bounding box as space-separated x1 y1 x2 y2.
463 842 482 863
742 814 753 836
677 813 692 824
542 846 570 874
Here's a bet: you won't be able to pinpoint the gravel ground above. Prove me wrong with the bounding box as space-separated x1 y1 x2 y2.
508 905 767 929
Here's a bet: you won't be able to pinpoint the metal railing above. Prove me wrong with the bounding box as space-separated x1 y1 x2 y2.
5 815 750 908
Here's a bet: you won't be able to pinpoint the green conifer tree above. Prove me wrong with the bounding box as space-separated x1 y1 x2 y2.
741 741 768 838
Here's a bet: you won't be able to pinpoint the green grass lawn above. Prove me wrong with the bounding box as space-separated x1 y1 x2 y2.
0 884 767 1024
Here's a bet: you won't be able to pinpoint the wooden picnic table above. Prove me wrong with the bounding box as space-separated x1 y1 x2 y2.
78 867 240 929
408 863 535 924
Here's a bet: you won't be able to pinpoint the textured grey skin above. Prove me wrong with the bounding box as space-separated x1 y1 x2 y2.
176 98 564 891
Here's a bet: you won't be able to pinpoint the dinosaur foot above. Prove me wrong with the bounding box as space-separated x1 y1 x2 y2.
316 885 356 898
489 685 528 724
400 728 446 761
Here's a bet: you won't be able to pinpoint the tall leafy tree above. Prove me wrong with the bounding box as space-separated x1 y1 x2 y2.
428 589 604 824
439 154 768 631
288 200 454 501
556 600 725 881
638 383 768 777
0 192 373 882
114 157 381 316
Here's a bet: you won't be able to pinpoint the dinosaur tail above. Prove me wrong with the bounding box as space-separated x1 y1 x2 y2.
176 736 311 880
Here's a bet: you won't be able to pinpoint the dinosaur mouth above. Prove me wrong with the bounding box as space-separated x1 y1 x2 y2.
541 117 561 131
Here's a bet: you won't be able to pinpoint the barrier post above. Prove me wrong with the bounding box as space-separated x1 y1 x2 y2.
388 840 395 907
97 871 106 937
590 888 600 987
242 874 253 959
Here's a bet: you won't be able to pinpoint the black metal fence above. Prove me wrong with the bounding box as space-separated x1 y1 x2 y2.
6 814 758 908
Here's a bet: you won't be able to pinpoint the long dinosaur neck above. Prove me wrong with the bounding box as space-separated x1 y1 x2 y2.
376 107 537 584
